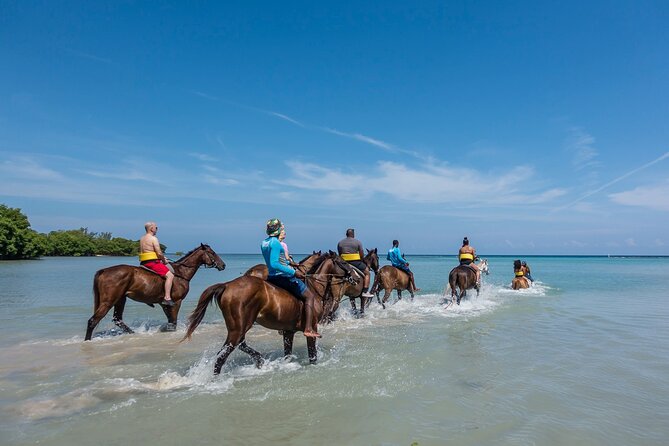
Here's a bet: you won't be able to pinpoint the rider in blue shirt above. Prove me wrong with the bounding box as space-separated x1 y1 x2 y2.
387 240 419 292
261 219 320 338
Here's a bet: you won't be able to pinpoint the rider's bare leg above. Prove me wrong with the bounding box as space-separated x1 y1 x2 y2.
302 288 321 338
409 272 420 291
162 271 175 306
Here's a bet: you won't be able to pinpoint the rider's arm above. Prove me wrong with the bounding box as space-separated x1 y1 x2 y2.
357 241 364 260
152 237 166 262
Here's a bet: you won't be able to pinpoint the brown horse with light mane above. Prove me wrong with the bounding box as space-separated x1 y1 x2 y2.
327 248 379 318
448 264 480 305
183 252 356 374
371 266 416 309
243 251 322 279
85 244 225 340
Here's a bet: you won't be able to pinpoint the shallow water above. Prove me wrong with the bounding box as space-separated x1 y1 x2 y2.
1 255 668 445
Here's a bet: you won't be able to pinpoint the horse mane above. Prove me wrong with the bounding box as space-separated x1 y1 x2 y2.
174 244 210 263
306 253 331 274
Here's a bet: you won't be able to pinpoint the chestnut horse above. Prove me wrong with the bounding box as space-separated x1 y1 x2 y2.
512 259 530 289
85 244 225 340
183 252 356 374
448 264 480 305
243 251 322 279
328 248 379 318
371 265 415 309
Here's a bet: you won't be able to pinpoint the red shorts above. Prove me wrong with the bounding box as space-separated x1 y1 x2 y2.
141 260 169 276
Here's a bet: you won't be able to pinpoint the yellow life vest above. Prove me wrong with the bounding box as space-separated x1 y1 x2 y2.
341 252 361 261
459 252 474 261
515 270 524 277
139 251 159 262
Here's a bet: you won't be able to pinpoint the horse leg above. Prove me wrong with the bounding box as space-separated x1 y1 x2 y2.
283 331 296 357
160 300 180 332
238 340 265 368
381 289 391 307
358 296 366 315
397 290 402 301
409 287 415 301
306 336 318 364
112 297 134 334
213 342 237 375
85 302 115 340
349 296 357 313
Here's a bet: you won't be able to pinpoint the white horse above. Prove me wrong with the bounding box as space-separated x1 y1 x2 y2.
476 258 489 275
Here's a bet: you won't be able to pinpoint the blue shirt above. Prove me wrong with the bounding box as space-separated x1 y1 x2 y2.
261 236 296 277
387 247 407 268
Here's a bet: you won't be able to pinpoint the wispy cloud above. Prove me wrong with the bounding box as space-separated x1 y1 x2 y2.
609 179 669 211
283 160 565 206
0 157 63 180
554 151 669 212
567 127 599 171
268 112 306 127
63 48 112 64
322 128 396 152
188 91 422 158
189 152 218 162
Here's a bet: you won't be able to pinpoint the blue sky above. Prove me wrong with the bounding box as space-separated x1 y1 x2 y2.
1 1 667 255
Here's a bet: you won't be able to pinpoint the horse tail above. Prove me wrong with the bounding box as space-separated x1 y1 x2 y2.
92 269 103 312
182 283 226 341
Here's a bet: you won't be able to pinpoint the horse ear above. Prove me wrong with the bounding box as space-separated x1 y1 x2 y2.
328 249 336 256
374 248 377 253
200 243 204 247
366 248 370 253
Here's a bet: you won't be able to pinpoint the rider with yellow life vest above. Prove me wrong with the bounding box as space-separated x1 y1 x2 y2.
337 228 374 299
458 237 481 286
139 221 175 306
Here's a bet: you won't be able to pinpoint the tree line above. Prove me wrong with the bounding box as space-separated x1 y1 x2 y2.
0 204 155 259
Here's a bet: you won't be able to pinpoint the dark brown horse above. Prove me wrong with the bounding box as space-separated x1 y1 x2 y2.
328 248 379 318
371 265 415 309
183 252 356 374
448 264 480 305
85 244 225 340
243 251 322 279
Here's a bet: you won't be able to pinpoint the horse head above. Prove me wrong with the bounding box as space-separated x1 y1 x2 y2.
199 243 226 270
364 248 379 274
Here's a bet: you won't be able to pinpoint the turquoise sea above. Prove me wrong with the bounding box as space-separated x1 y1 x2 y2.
1 255 668 445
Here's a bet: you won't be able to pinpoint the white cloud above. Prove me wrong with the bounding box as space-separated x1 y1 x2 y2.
0 157 63 180
283 160 565 205
609 180 669 211
567 127 599 171
625 238 637 247
190 152 218 162
203 175 239 186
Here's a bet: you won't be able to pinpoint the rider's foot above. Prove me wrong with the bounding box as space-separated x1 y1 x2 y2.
303 330 322 338
361 291 374 298
161 299 175 307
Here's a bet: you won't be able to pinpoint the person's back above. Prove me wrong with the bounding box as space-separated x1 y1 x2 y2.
387 245 405 268
337 228 373 298
387 240 419 291
458 237 480 285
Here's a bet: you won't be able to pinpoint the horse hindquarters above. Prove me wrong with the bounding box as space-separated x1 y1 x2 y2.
85 268 131 340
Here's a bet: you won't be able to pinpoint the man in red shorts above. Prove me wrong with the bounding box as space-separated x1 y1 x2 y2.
139 221 175 306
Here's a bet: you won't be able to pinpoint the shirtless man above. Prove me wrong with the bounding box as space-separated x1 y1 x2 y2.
458 237 480 286
139 221 175 306
337 228 374 299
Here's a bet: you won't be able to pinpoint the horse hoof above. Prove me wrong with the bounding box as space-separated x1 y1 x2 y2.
160 323 177 332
